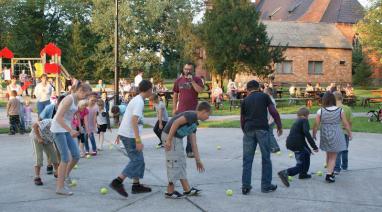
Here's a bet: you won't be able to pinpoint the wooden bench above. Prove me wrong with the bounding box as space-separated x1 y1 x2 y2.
363 97 382 107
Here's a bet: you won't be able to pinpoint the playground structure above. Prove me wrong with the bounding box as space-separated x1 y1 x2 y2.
0 43 71 94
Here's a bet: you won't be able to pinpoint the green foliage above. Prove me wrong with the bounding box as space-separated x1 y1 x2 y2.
352 47 372 86
200 0 286 81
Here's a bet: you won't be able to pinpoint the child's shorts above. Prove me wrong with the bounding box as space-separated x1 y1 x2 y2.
162 133 187 182
97 124 108 133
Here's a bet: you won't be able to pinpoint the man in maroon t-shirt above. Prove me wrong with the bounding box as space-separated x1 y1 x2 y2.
172 63 204 158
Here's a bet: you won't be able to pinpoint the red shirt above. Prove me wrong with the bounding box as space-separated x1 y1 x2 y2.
173 76 203 112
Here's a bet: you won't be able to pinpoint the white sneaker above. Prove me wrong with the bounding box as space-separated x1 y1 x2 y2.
56 187 73 196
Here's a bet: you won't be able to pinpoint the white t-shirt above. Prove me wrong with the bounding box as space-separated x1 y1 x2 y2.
35 83 53 102
316 106 344 116
134 74 142 87
154 101 169 122
118 95 145 138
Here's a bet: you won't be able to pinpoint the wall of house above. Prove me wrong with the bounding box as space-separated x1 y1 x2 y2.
273 47 352 85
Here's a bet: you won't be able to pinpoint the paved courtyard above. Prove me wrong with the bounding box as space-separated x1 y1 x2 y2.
0 128 381 212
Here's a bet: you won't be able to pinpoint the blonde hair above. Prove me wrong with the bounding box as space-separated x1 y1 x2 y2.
78 99 89 109
97 99 105 109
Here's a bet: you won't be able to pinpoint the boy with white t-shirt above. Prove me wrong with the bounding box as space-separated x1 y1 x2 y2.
110 80 153 198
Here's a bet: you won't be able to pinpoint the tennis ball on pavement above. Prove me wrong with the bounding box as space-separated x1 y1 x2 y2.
86 155 91 159
156 145 161 149
226 189 233 196
288 176 293 182
100 187 108 195
276 151 282 156
73 165 79 169
288 153 294 158
109 144 113 150
324 163 327 168
70 179 77 187
316 171 323 176
217 145 222 150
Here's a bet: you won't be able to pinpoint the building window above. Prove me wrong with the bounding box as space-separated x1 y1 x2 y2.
275 60 293 74
308 61 323 75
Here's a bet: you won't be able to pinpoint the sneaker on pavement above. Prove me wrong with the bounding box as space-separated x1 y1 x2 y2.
165 191 184 199
56 187 73 196
34 177 43 186
132 184 152 194
261 184 277 193
183 187 201 196
109 179 128 198
325 174 335 183
242 187 251 195
278 170 290 187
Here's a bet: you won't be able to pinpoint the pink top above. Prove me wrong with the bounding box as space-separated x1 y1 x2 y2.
72 108 89 128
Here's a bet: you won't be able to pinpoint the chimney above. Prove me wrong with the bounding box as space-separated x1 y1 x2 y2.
298 0 331 23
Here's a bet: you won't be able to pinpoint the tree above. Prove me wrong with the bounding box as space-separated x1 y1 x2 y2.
356 0 382 59
200 0 286 82
352 46 372 86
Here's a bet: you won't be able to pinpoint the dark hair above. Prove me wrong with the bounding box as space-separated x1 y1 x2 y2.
57 95 66 107
322 92 336 107
197 101 211 112
10 90 17 97
72 81 92 93
297 107 310 117
246 80 260 91
138 80 153 93
111 105 120 114
152 93 160 101
185 62 194 67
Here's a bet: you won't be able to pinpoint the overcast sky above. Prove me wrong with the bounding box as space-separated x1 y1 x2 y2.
358 0 370 7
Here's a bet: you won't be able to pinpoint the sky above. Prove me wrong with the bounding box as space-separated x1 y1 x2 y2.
358 0 371 7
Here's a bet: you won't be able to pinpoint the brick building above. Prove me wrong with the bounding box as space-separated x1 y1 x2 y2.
198 0 381 85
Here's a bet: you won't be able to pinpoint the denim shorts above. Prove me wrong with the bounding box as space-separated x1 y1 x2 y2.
53 132 80 163
120 136 145 179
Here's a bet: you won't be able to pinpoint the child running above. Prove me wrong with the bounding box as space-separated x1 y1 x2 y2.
278 107 318 187
152 94 169 147
31 119 59 185
109 80 153 198
162 102 211 198
86 93 98 156
96 99 111 151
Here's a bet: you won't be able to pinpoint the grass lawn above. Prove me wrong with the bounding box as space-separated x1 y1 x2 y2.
0 100 6 107
198 117 382 134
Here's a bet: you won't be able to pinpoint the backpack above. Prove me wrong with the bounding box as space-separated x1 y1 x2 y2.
176 123 198 138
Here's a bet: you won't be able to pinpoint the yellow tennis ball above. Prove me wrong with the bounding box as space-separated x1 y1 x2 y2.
226 189 233 196
73 165 79 169
100 187 108 195
86 155 91 159
276 151 281 156
316 171 323 176
288 153 294 158
70 179 77 187
288 176 293 182
217 145 222 150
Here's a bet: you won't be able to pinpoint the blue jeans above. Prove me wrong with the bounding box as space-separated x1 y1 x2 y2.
335 134 349 172
85 132 97 152
37 100 51 116
53 132 80 163
242 130 273 190
286 148 311 176
120 136 145 179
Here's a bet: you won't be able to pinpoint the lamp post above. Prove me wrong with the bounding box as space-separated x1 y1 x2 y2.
114 0 120 105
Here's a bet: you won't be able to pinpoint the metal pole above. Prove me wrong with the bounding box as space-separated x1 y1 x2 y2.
114 0 120 105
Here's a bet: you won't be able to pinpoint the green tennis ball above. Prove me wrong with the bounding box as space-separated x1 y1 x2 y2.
70 179 77 187
316 171 323 176
109 144 113 150
226 189 233 196
73 165 79 169
276 151 281 156
288 153 294 158
100 187 108 195
86 155 91 159
156 145 161 149
217 145 222 150
288 176 293 182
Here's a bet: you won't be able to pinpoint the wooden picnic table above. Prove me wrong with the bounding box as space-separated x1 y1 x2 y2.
371 90 382 97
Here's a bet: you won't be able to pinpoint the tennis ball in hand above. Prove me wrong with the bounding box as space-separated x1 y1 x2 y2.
217 145 222 150
226 189 233 196
316 171 323 176
70 179 77 187
276 151 282 156
100 187 108 195
288 153 294 158
288 176 293 182
86 155 91 159
73 165 79 169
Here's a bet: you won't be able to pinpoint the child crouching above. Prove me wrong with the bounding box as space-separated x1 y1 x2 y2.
278 107 318 187
162 102 211 198
31 119 59 185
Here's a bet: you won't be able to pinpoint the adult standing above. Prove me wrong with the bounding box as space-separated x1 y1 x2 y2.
7 76 22 97
172 63 204 158
240 80 282 194
35 74 53 115
95 79 106 94
50 82 92 195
